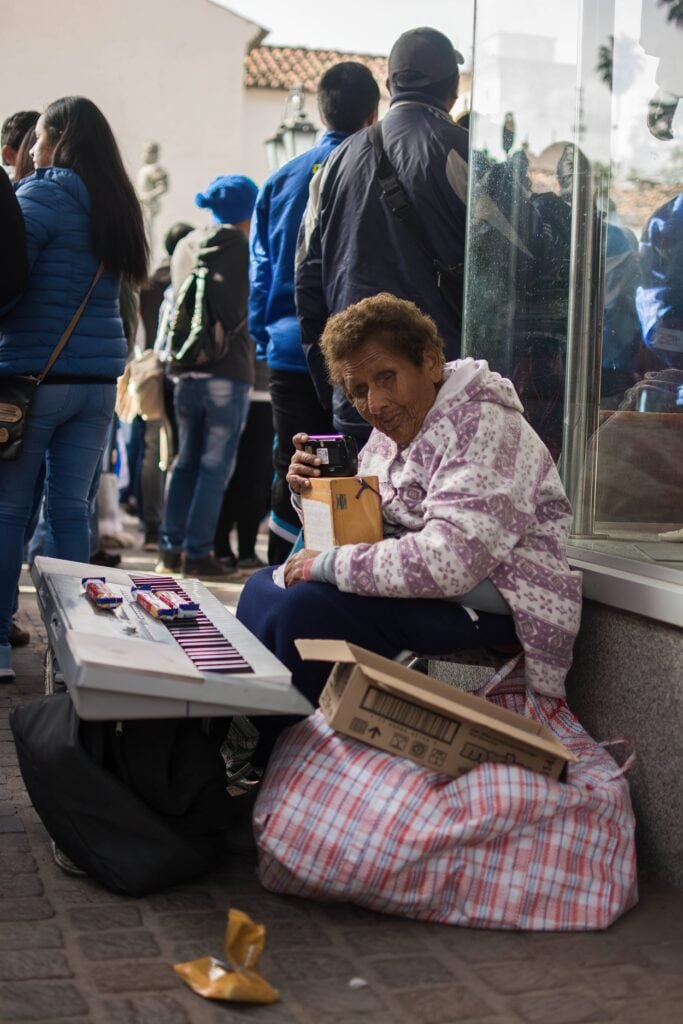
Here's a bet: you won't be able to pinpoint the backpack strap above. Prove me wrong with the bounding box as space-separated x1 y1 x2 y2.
368 123 463 323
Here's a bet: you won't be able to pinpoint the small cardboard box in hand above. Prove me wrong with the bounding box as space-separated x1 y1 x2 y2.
301 477 383 551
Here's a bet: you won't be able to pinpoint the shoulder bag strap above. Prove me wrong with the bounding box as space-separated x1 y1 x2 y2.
368 122 463 319
36 262 105 383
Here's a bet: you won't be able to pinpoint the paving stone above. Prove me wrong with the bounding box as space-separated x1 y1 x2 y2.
154 911 226 942
0 897 55 921
430 926 532 964
479 961 567 996
318 902 389 927
67 905 142 931
287 978 388 1016
266 916 334 949
148 890 217 913
195 1002 298 1024
0 815 25 833
581 964 683 1000
77 930 161 961
395 984 496 1023
270 950 356 983
170 940 222 963
304 1017 396 1024
0 949 72 982
91 961 179 994
0 980 88 1021
100 994 191 1024
341 922 430 956
0 922 63 951
0 851 38 876
230 892 319 921
636 940 683 970
51 884 134 907
605 998 683 1024
512 989 610 1024
368 954 455 989
0 833 30 852
0 874 43 898
524 934 650 969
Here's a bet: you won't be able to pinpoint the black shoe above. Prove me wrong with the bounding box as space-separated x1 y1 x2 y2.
143 529 159 551
9 619 30 647
155 551 182 573
183 555 239 580
237 555 266 570
90 549 122 568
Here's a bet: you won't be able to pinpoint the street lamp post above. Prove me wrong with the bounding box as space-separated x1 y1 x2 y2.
265 85 317 172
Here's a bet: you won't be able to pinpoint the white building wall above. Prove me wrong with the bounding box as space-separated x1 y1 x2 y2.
1 0 261 258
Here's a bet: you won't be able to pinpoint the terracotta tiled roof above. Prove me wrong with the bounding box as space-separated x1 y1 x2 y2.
245 45 389 97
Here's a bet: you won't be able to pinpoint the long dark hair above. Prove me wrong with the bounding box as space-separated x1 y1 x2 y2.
14 127 36 182
43 96 148 284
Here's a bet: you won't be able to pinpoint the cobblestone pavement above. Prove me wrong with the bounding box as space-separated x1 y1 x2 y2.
2 539 683 1024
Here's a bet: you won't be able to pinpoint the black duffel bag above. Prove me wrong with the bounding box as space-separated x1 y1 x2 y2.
10 694 235 896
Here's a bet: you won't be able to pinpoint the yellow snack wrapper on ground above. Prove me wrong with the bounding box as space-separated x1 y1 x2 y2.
173 909 278 1003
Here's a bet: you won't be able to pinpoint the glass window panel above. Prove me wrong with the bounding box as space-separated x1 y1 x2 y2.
465 0 683 571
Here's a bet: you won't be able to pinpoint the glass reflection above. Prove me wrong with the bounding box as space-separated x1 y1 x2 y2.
465 0 682 541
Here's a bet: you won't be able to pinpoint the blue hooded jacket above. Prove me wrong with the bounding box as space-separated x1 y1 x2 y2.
248 130 348 372
0 167 127 379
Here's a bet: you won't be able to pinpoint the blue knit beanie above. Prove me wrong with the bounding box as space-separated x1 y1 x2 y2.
194 174 258 224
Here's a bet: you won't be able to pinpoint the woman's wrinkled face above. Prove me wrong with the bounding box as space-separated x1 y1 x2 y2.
341 336 444 447
30 116 56 169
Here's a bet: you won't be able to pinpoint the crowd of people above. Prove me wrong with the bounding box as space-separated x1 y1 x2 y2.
0 23 677 705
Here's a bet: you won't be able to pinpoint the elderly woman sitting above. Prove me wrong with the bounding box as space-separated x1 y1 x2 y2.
236 293 582 739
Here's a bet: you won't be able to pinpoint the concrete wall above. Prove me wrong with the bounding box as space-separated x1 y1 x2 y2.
430 602 683 887
566 601 683 888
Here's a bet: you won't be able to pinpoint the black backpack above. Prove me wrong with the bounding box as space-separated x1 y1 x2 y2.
10 694 238 896
166 229 247 373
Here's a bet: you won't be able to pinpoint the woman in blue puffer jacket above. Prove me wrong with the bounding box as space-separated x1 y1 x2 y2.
0 96 148 681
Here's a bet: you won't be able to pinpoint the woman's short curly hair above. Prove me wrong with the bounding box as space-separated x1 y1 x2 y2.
319 293 445 387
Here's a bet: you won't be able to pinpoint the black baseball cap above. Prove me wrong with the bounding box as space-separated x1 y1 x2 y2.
388 27 464 90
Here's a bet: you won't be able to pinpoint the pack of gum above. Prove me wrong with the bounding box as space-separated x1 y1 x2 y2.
131 585 177 620
81 577 123 610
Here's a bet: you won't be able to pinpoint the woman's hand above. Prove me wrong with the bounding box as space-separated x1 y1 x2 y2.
286 433 322 494
284 548 321 588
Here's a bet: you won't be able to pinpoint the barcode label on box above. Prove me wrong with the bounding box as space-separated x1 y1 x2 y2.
361 685 460 744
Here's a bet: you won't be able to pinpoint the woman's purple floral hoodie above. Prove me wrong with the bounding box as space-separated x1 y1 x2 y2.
326 358 583 698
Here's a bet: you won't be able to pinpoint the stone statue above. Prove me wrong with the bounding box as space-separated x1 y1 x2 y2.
136 141 169 252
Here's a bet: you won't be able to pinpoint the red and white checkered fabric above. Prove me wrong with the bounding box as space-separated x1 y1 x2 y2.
254 682 638 931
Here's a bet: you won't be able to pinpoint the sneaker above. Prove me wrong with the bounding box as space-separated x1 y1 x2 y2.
183 554 239 580
0 643 16 683
143 529 159 551
90 549 122 568
9 618 30 647
155 551 182 573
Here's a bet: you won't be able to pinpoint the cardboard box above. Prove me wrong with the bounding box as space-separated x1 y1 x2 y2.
301 477 383 551
295 640 577 781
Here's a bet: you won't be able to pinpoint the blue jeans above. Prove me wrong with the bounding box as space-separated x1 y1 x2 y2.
0 383 115 644
160 376 250 559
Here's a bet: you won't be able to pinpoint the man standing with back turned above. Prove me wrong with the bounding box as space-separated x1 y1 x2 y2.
296 28 468 442
249 62 380 564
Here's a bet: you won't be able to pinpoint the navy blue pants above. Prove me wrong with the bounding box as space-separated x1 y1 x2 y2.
236 567 518 762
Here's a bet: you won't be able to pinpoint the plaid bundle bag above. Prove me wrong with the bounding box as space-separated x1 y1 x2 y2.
254 669 638 931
